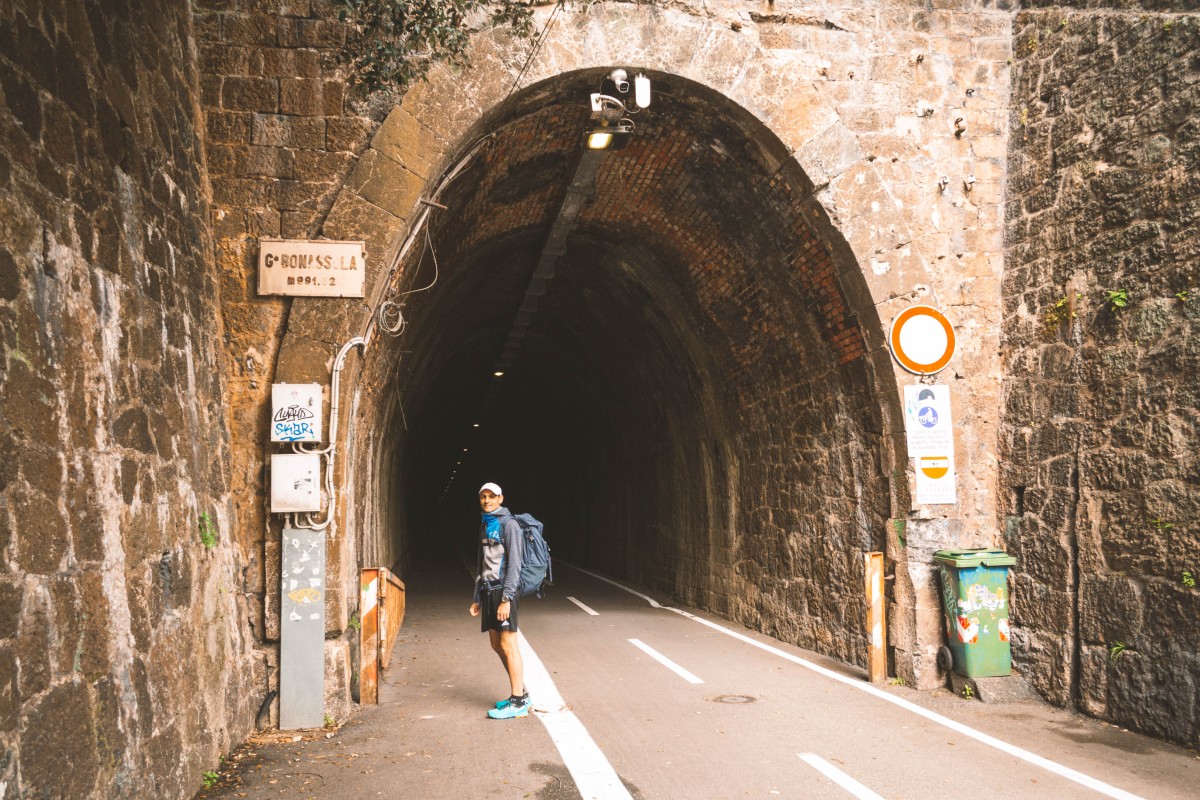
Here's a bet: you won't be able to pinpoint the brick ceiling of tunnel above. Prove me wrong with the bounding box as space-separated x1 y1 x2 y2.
406 74 867 386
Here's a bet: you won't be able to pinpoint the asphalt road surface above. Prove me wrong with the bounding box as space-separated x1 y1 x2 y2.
200 552 1197 800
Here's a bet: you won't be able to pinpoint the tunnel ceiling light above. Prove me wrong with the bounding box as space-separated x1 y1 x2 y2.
587 130 613 150
493 370 505 377
472 423 480 428
586 122 632 151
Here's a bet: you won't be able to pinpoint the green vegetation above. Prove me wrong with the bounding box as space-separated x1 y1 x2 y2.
1042 293 1082 338
332 0 539 95
1108 641 1127 665
888 676 906 687
892 518 906 547
1105 288 1129 311
1183 571 1195 589
1176 290 1190 303
202 771 220 789
198 512 218 550
325 714 337 729
1148 517 1174 531
347 612 361 631
961 683 975 699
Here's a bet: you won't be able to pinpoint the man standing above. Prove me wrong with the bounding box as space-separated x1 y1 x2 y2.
469 482 529 719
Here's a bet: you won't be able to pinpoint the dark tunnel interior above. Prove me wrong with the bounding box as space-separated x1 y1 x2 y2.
356 70 893 665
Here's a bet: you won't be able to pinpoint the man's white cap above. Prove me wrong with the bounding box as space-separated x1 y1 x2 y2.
478 482 503 496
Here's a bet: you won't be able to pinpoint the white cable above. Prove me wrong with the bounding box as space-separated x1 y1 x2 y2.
290 337 365 530
377 301 406 335
371 133 492 337
398 224 439 298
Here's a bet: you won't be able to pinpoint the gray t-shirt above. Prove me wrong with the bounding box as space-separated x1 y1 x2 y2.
475 507 524 602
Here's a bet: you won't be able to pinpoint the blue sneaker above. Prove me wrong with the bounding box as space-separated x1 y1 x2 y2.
487 701 529 719
495 692 529 710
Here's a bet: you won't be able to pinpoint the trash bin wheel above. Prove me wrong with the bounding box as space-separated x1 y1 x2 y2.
937 645 954 673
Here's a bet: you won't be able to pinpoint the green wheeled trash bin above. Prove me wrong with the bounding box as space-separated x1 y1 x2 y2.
933 548 1016 677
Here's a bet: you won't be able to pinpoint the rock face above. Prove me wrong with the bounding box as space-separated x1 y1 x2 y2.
0 0 260 796
1002 8 1200 748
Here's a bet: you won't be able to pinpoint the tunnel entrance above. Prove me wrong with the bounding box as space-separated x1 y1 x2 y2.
359 70 891 668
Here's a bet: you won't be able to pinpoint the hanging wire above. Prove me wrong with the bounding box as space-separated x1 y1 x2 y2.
371 3 563 342
500 1 564 108
376 221 443 336
400 224 440 299
377 300 406 335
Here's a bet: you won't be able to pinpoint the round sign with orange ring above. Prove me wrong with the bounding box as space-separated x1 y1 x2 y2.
889 305 956 375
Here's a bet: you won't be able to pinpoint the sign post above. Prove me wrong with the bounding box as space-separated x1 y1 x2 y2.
865 551 887 683
892 306 958 505
280 528 326 729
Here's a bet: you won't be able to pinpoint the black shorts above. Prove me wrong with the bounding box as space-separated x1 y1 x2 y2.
480 586 519 633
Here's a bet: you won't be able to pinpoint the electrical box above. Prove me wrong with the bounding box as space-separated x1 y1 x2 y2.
271 453 322 513
271 383 323 443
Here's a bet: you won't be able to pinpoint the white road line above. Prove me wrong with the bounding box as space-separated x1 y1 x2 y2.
567 596 600 615
571 565 664 607
798 753 886 800
518 632 633 800
628 638 704 684
568 564 1146 800
456 557 628 800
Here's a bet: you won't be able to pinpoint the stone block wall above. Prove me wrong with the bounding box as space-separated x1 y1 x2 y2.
1003 6 1200 747
0 0 260 796
192 0 381 723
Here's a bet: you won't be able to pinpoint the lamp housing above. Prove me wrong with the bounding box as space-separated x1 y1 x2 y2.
634 73 651 108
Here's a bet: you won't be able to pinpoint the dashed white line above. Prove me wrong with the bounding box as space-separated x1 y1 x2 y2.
567 596 600 615
518 632 633 800
569 564 1147 800
797 753 886 800
628 638 704 684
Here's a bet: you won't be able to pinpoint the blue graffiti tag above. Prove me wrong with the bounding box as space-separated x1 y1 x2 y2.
275 421 315 441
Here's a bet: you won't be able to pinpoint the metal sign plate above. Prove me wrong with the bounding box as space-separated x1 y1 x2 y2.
258 238 365 297
889 305 956 374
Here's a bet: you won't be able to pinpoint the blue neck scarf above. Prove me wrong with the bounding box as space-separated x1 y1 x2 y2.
482 511 502 540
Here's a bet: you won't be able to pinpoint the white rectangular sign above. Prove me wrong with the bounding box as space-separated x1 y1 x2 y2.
915 454 957 505
903 384 954 455
258 238 365 297
906 385 956 505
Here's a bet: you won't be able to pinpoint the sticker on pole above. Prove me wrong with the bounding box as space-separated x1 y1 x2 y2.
889 305 956 375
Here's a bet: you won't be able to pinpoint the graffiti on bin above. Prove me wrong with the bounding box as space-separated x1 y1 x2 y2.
938 566 1010 644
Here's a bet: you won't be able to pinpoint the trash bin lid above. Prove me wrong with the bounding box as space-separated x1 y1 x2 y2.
933 548 1016 568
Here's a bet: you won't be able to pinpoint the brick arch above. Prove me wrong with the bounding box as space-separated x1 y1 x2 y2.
287 4 932 347
278 5 915 429
274 3 1001 689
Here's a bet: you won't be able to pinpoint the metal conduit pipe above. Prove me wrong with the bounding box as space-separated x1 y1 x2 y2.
293 336 366 530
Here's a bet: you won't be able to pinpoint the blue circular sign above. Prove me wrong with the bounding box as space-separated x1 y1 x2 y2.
917 406 939 428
